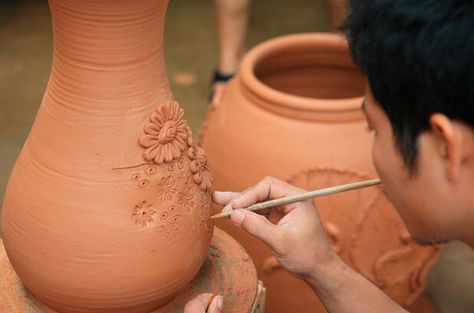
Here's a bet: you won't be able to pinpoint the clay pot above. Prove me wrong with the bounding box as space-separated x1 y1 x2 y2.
200 33 440 313
1 1 213 312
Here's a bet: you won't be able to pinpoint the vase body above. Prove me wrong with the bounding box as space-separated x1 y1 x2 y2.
200 33 440 313
1 1 213 312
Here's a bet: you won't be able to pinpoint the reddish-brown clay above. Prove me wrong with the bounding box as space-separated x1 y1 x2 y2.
1 1 213 312
200 33 441 313
0 229 259 313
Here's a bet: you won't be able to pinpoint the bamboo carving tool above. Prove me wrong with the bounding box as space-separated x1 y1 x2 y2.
210 178 381 219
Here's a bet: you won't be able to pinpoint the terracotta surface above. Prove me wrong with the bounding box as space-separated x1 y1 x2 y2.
0 229 259 313
0 0 215 312
200 33 441 313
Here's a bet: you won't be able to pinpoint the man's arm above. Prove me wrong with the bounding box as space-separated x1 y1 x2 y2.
303 253 408 313
215 176 408 313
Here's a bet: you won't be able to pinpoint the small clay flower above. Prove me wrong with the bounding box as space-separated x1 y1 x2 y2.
140 101 188 164
188 146 213 191
132 201 156 227
157 175 177 202
177 156 186 169
186 125 195 147
178 187 196 214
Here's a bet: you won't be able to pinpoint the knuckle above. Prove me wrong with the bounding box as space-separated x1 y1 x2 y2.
183 301 199 312
262 176 277 185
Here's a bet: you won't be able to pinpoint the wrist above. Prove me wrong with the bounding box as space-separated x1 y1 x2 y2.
301 252 348 295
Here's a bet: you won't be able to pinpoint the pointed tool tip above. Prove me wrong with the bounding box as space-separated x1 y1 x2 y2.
210 212 229 219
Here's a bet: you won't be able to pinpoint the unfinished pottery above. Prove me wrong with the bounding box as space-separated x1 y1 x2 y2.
200 33 440 313
1 0 213 312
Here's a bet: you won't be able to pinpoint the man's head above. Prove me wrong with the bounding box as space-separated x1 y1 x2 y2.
344 0 474 245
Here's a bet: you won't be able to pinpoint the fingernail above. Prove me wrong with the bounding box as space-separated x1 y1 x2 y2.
231 209 245 226
222 204 233 214
217 296 224 310
202 293 213 302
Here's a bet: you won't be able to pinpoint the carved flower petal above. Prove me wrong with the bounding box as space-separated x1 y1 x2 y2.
170 140 180 153
151 111 165 125
170 144 181 159
144 123 162 135
143 144 160 161
139 135 160 148
187 134 194 147
187 147 196 160
164 145 174 163
175 109 184 121
194 172 203 184
172 138 184 151
177 131 187 139
174 140 187 154
154 145 166 164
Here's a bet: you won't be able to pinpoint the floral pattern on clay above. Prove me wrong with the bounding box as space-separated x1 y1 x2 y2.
178 187 196 214
132 201 156 227
156 205 186 236
139 101 188 164
157 175 177 202
188 146 213 192
186 125 194 147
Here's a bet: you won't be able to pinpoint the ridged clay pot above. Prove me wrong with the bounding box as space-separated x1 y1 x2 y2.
200 33 440 313
1 0 213 312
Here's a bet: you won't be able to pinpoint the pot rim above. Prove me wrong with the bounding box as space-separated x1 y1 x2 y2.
238 32 365 122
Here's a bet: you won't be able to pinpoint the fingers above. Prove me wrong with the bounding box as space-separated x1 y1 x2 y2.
231 209 282 252
183 293 213 313
212 191 240 206
231 177 304 211
183 294 223 313
208 295 224 313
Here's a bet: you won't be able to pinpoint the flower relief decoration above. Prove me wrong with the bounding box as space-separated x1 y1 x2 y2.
188 145 213 192
140 101 188 164
132 201 156 227
139 100 213 193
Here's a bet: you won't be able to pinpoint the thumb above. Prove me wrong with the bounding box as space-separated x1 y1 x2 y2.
208 295 223 313
231 209 281 251
183 293 213 312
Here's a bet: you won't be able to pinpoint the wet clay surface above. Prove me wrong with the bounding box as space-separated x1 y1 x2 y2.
0 228 258 313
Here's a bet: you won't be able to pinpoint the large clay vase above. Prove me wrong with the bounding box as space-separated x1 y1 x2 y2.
200 33 440 313
1 1 213 312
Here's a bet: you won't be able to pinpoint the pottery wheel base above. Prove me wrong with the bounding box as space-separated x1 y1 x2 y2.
0 228 264 313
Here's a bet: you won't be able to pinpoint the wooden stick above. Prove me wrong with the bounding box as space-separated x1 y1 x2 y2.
210 178 381 219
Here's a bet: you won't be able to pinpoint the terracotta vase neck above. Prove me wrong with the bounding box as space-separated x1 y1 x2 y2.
48 0 173 113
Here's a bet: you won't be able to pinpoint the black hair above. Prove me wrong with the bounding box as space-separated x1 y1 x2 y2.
343 0 474 169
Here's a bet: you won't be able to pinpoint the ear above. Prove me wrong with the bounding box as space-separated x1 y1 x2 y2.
429 114 461 181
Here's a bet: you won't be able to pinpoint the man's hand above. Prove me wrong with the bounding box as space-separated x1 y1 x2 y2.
214 177 408 313
184 294 223 313
213 176 337 277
